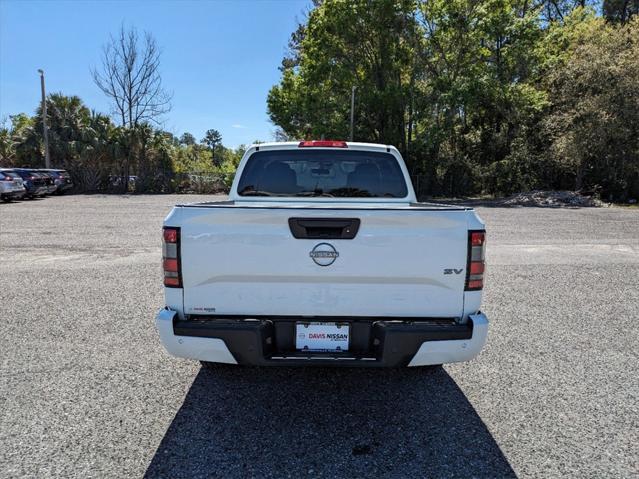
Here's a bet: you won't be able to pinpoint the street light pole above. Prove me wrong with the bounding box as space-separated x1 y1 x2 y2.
349 85 356 142
38 69 51 169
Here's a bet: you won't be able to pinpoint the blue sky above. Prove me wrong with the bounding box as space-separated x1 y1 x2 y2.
0 0 310 147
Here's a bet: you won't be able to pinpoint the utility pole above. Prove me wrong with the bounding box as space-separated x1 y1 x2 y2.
349 85 356 142
38 69 51 168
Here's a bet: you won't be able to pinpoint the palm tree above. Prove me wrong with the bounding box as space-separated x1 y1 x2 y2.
34 93 91 168
71 111 119 191
0 125 16 165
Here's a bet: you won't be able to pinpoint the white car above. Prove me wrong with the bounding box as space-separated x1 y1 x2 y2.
156 141 488 367
0 170 26 202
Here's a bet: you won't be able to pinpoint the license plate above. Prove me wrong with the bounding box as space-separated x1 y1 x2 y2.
295 322 350 351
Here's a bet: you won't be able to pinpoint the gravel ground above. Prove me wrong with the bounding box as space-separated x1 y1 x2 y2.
1 195 638 478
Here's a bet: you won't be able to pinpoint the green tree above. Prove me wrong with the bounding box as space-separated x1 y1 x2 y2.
0 119 16 165
0 115 34 165
201 129 222 149
33 93 92 168
269 0 547 195
179 132 197 146
544 16 639 199
201 128 223 165
11 113 41 166
603 0 639 22
216 145 246 187
268 0 419 153
72 112 121 191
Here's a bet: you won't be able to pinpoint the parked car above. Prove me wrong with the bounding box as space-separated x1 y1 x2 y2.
0 170 26 202
29 171 53 196
36 171 57 195
10 169 48 198
156 141 489 368
39 169 73 194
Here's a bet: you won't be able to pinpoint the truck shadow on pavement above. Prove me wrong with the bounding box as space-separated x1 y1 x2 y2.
145 366 515 478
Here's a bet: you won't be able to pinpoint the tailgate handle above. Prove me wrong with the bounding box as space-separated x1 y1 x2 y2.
288 218 360 239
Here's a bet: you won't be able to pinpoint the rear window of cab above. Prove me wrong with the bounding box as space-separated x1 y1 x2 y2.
236 149 408 198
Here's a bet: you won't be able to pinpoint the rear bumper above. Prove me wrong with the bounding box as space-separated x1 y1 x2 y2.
1 190 25 199
56 182 73 192
26 185 47 196
155 309 488 367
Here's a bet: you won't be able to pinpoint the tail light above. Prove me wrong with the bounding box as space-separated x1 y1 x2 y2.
466 230 486 290
162 227 182 287
298 140 348 148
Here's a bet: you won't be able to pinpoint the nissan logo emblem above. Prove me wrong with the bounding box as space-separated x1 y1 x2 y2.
309 243 339 266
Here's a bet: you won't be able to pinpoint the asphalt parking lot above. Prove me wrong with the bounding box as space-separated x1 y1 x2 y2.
1 195 638 478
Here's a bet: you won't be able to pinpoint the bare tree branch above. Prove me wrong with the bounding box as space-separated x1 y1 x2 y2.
91 25 172 191
91 24 172 128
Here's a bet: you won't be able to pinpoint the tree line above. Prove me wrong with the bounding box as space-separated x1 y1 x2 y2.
1 2 637 199
0 26 245 193
268 0 639 200
0 99 245 193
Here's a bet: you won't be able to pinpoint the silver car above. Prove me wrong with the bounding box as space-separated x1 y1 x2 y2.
0 170 27 202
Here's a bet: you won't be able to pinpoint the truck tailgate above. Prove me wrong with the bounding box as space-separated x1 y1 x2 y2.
178 206 469 318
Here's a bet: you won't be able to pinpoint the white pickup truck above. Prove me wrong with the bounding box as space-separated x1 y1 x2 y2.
156 141 488 367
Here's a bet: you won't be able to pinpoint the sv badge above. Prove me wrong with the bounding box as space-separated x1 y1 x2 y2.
444 268 463 275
